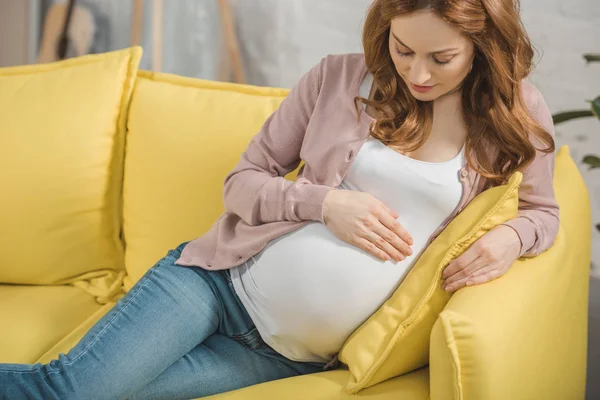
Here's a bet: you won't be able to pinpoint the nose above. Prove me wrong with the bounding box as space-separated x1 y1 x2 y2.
408 59 431 85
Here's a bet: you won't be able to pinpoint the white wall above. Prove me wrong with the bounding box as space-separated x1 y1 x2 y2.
520 0 600 276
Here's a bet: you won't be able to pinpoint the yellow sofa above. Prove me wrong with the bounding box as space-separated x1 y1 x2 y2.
0 56 590 399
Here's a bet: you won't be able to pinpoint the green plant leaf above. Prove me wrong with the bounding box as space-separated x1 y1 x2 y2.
583 155 600 170
584 54 600 63
552 110 594 124
590 96 600 120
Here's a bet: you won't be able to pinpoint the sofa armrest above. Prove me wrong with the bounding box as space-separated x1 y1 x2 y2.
429 226 589 400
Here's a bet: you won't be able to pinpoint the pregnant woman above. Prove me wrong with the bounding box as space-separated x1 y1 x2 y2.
1 0 559 398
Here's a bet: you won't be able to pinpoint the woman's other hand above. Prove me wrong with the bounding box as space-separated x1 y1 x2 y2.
322 189 413 262
441 225 522 292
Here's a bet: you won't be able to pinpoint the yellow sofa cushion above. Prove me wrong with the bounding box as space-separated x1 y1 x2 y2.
429 146 589 400
205 367 430 400
339 171 522 393
0 285 107 363
122 71 288 290
0 48 141 291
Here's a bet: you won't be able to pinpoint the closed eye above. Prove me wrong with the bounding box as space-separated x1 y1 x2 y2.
433 56 454 65
395 48 413 58
395 47 454 66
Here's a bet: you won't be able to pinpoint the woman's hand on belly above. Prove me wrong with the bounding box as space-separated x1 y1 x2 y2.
322 189 414 262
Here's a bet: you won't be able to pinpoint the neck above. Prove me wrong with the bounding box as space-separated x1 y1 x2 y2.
432 86 468 140
434 86 463 115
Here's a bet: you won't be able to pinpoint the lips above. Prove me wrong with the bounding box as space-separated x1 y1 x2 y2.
410 83 435 93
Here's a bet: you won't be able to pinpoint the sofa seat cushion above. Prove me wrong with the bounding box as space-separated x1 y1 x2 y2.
0 285 107 363
204 367 429 400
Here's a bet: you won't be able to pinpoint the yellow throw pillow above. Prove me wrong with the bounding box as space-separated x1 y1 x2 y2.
339 171 522 393
0 48 141 289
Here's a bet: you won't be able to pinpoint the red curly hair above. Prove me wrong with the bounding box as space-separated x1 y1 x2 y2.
359 0 554 186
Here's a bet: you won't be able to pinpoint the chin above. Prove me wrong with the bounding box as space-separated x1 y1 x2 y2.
408 88 440 102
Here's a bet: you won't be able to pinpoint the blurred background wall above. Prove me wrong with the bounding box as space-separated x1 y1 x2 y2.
0 0 40 66
1 0 599 397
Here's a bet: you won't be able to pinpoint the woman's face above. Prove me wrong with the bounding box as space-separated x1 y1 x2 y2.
388 11 475 102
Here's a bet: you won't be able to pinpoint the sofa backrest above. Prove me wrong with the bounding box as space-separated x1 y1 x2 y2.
121 70 289 290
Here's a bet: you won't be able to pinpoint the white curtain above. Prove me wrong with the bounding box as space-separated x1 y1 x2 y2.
45 0 371 87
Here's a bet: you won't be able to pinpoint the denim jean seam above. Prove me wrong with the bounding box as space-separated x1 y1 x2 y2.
230 327 259 341
231 328 267 351
223 270 232 285
35 257 169 378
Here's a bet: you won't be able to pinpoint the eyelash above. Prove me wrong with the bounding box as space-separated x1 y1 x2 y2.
394 48 452 66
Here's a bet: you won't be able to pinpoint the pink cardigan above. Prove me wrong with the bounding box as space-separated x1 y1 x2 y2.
176 53 559 270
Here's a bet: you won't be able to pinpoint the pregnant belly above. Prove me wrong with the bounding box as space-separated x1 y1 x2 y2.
238 222 421 359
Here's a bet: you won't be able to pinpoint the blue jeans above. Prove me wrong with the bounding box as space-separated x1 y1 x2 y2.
0 242 325 399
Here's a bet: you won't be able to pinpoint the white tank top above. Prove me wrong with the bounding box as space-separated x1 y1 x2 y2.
230 73 465 363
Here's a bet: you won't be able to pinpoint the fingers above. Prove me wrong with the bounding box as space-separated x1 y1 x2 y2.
442 259 486 292
376 205 413 246
442 256 486 288
365 230 404 262
352 195 414 262
463 269 503 286
444 268 503 293
380 202 399 219
356 238 392 261
372 221 413 260
442 250 480 280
